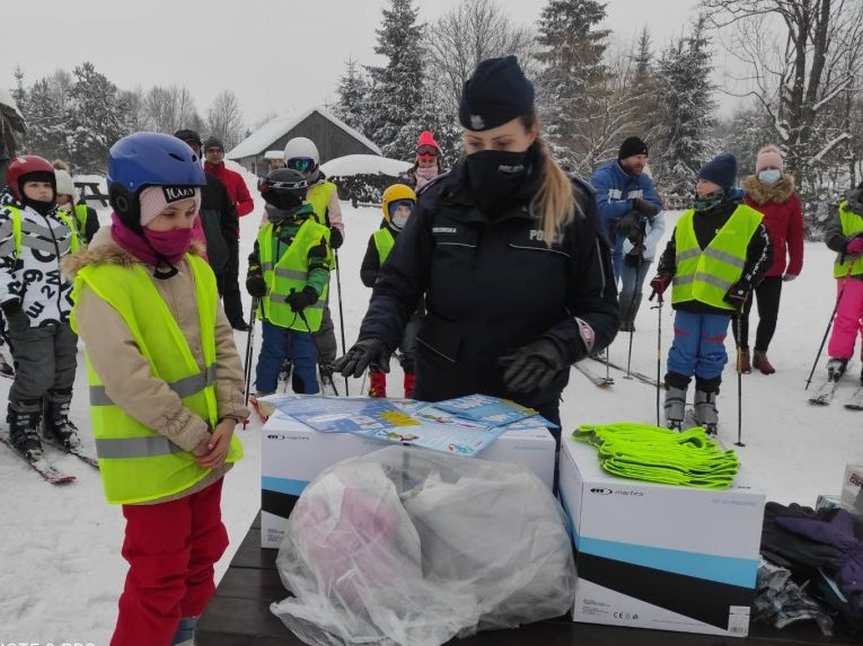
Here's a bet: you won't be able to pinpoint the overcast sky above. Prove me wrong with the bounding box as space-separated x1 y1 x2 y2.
4 0 738 128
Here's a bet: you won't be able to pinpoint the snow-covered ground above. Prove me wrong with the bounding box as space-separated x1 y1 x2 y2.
1 166 860 642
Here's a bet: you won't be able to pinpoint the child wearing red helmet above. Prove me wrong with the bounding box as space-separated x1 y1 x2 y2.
403 131 445 191
1 155 82 459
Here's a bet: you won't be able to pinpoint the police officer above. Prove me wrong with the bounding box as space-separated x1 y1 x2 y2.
334 56 619 436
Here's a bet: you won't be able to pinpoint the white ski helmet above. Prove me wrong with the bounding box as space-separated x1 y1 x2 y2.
283 137 320 176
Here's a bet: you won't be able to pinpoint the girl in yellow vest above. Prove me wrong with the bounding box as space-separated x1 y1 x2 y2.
53 160 100 245
649 153 772 433
63 133 248 646
822 181 863 384
360 184 421 398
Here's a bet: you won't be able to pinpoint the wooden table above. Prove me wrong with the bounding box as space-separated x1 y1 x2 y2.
197 513 856 645
74 181 110 207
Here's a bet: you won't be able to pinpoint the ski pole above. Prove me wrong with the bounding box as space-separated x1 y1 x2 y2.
623 290 639 380
334 250 350 396
649 287 663 426
242 298 258 427
805 266 852 390
735 308 745 448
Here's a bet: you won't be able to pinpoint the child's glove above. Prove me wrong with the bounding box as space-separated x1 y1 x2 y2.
286 286 318 312
724 281 750 309
246 274 267 298
846 237 863 257
329 227 344 250
649 273 672 300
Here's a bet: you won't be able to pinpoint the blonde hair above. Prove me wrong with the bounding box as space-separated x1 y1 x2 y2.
522 112 579 245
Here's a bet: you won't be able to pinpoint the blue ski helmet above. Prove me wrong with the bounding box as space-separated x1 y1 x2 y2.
107 132 206 230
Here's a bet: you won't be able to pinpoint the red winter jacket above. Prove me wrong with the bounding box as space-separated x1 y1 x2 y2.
204 162 254 219
742 175 804 278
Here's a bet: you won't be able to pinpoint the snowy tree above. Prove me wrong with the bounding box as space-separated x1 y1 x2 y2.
652 16 717 198
623 27 661 146
22 78 70 162
142 85 203 134
535 0 611 172
206 90 244 150
12 66 27 117
334 58 370 134
365 0 424 159
65 62 130 172
427 0 537 114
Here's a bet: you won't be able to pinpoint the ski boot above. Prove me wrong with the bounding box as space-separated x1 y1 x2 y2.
43 391 82 450
693 390 719 436
172 615 198 645
319 362 338 395
753 350 775 375
369 371 387 398
8 399 44 460
664 385 686 431
827 357 848 382
278 359 293 391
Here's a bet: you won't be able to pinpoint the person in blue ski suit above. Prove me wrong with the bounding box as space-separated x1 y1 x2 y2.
591 137 663 282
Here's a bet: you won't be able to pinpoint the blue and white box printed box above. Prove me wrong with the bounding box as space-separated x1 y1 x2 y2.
558 437 765 638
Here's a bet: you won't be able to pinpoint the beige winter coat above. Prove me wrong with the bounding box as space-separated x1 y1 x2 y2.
62 228 250 504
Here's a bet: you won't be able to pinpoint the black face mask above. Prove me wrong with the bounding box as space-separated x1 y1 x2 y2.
465 147 532 214
23 196 56 216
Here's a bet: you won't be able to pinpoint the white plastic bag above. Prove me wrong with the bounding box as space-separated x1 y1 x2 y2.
271 446 575 646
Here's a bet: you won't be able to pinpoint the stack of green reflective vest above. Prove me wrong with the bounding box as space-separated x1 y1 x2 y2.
573 422 739 490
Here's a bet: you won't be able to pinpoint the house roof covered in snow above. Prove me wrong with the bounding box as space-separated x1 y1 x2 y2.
321 154 411 178
226 107 381 161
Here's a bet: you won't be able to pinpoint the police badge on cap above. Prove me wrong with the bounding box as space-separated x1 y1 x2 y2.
459 56 535 132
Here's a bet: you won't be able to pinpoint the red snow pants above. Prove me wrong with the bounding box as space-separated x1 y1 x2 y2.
110 478 228 646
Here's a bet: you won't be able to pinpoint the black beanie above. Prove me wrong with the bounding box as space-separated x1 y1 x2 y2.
459 56 534 132
619 136 648 160
175 129 202 147
698 153 738 192
204 136 224 151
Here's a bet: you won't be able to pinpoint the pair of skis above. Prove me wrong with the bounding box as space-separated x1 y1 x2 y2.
0 432 98 485
808 374 863 409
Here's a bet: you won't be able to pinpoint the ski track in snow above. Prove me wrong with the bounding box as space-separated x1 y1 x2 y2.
0 166 860 642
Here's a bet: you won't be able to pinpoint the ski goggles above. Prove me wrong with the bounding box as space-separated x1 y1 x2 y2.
416 145 438 159
259 177 309 192
388 199 415 219
287 157 316 173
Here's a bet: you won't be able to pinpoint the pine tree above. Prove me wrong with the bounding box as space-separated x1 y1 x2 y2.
365 0 424 159
653 16 716 197
624 26 659 143
23 78 69 162
66 62 129 172
535 0 611 172
334 58 370 134
12 66 27 116
633 27 652 84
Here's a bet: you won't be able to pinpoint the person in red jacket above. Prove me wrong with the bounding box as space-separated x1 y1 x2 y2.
204 136 254 330
736 144 804 374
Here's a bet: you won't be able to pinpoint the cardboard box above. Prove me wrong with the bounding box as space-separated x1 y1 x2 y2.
558 436 765 638
261 409 556 548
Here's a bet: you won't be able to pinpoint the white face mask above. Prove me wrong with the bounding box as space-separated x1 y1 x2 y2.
392 213 410 230
758 169 782 185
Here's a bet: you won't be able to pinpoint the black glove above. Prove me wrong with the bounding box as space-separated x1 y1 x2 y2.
286 286 318 312
499 338 567 394
329 227 344 250
724 281 750 309
245 274 267 298
1 300 28 333
632 197 660 218
333 338 393 378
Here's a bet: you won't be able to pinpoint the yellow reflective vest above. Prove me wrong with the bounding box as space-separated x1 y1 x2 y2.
257 218 330 332
833 201 863 278
373 228 395 264
6 206 80 256
672 204 763 311
307 181 337 225
70 254 243 504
